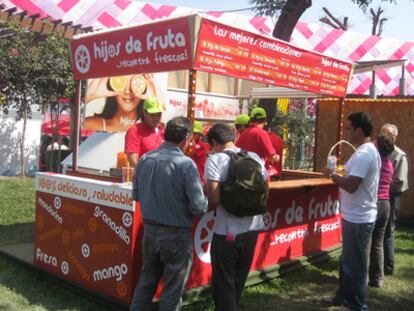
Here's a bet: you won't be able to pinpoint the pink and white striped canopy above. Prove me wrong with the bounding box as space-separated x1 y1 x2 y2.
2 0 413 96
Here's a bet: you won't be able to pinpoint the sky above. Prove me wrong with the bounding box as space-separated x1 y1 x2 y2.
145 0 413 42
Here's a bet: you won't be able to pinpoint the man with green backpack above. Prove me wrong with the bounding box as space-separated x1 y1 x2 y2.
204 123 268 311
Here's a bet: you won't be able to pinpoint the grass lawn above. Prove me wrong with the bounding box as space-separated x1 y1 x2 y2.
1 177 413 310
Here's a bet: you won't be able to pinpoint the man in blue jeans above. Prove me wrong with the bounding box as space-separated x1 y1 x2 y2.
130 117 208 311
326 112 381 310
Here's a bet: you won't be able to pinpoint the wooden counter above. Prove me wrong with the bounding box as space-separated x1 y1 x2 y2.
269 177 334 190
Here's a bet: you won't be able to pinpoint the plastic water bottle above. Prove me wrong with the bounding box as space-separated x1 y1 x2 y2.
327 155 337 172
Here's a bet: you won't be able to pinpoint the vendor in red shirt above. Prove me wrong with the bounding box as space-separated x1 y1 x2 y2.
188 120 209 181
236 107 280 172
124 97 164 168
234 114 250 142
266 125 284 180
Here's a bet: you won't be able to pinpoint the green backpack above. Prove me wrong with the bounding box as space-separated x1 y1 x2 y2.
220 150 269 217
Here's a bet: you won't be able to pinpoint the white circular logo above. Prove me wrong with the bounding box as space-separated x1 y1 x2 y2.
75 45 91 74
194 211 215 264
54 197 62 210
61 261 69 275
81 243 90 258
122 212 133 228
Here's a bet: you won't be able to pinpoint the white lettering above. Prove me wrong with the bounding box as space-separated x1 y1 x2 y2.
147 29 186 51
37 197 63 224
94 206 130 245
36 248 58 267
93 263 128 282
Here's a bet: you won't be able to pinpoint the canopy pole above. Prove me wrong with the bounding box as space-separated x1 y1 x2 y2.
399 64 406 96
370 71 377 99
72 79 81 172
187 69 197 122
337 97 345 160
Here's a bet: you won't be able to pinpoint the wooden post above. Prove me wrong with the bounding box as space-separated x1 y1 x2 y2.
337 97 345 160
71 79 81 172
187 69 197 122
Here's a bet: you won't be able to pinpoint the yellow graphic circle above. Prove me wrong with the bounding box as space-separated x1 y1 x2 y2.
62 230 71 244
109 76 127 92
131 75 147 95
88 218 98 232
117 281 128 297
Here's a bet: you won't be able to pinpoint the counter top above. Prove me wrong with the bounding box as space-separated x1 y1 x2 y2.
269 177 335 190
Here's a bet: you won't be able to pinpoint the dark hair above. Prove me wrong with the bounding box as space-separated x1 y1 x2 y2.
207 123 235 145
164 117 193 143
95 97 144 120
377 134 394 157
347 112 373 137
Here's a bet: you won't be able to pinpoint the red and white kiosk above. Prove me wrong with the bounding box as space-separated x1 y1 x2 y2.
33 14 353 306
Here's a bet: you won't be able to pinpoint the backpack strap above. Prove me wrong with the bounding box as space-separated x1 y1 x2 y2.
221 149 235 157
221 149 248 157
221 150 236 184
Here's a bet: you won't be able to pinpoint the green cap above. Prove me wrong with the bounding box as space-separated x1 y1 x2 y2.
235 114 250 126
193 121 203 133
250 107 267 119
143 97 163 114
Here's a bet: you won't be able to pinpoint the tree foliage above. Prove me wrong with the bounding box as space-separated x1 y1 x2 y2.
0 20 74 176
0 20 74 118
248 0 404 41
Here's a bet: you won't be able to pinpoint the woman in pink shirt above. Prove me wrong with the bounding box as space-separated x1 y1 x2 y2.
368 134 394 287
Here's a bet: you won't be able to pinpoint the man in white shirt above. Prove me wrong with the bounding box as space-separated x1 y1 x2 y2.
326 112 381 311
380 124 409 275
204 123 266 311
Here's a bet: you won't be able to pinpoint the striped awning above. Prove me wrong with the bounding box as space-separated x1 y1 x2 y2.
0 3 92 39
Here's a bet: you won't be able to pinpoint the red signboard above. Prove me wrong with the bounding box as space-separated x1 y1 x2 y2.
34 174 136 303
70 17 193 80
194 19 353 97
189 184 341 288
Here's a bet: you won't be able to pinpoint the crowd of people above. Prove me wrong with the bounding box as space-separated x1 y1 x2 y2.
123 96 408 311
324 113 409 311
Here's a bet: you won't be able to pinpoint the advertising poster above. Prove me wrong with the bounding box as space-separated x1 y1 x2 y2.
84 73 168 132
165 89 241 122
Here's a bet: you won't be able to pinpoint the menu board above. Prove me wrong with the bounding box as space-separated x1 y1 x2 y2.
194 19 353 97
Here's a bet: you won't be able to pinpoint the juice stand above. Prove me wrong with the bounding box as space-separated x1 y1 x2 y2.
33 14 353 305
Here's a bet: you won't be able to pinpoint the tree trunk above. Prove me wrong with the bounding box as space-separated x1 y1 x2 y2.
273 0 312 41
19 101 28 178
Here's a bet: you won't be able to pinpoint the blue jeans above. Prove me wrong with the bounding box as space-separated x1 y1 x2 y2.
335 219 374 311
130 224 193 311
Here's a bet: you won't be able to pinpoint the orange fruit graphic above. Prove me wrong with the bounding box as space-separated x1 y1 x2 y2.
109 76 127 92
117 281 127 297
88 218 98 232
131 75 147 95
62 230 71 244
